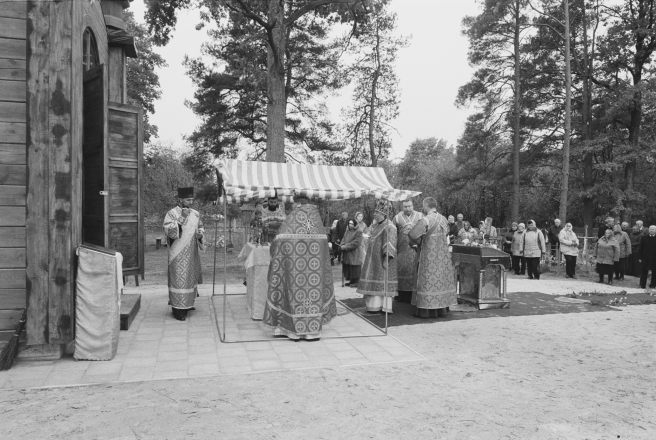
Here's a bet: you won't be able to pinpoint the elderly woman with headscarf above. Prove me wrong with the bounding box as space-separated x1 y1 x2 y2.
511 223 526 275
612 224 632 280
558 222 580 278
458 221 477 244
524 220 547 280
340 218 364 287
595 228 620 285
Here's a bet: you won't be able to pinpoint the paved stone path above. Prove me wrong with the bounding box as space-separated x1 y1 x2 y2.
0 285 422 390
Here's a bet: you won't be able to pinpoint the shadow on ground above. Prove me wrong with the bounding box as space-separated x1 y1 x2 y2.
341 291 617 328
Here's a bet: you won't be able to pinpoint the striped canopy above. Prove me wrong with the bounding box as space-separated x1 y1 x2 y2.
215 159 420 204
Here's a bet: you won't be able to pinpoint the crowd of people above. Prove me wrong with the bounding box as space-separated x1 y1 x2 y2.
329 208 656 290
162 187 656 336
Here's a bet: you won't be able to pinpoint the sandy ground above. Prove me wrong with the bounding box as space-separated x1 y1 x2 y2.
2 273 655 439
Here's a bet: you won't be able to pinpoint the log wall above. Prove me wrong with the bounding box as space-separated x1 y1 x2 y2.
24 0 109 346
0 0 26 346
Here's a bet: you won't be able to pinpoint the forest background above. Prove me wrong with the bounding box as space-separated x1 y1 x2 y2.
128 0 656 232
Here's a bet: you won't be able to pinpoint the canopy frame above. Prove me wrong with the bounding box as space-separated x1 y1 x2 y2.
211 160 421 343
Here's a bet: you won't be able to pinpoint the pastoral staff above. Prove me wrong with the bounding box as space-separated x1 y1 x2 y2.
392 199 423 303
262 195 336 339
163 187 205 321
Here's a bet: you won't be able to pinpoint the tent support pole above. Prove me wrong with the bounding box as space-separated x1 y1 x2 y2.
222 194 228 341
384 202 389 335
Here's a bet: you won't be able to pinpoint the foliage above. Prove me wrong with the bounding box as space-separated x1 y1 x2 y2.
125 10 166 145
330 3 408 166
183 7 345 161
143 142 195 220
146 0 378 162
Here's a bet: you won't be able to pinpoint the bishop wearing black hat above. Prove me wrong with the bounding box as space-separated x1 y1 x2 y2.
163 187 205 321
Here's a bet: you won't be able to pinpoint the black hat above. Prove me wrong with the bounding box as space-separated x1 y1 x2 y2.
178 187 194 198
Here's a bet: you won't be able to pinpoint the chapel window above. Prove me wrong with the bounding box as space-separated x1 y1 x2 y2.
83 28 100 71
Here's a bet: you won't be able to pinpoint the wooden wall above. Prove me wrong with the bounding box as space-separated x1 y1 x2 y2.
25 0 109 346
0 1 27 347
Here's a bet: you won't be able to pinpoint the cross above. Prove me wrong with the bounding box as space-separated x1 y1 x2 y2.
303 219 314 233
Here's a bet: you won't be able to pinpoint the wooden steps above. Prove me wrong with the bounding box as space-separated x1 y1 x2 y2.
120 293 140 331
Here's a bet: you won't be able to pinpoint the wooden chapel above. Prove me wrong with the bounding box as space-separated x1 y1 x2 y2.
0 0 144 357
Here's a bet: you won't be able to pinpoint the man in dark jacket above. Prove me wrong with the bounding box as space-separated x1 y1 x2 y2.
336 212 349 263
598 217 615 238
638 225 656 289
448 215 459 242
548 219 563 258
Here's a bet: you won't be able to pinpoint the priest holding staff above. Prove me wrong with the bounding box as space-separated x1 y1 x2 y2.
392 199 423 303
409 197 458 318
357 200 398 313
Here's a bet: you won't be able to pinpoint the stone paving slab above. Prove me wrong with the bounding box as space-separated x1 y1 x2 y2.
0 284 423 391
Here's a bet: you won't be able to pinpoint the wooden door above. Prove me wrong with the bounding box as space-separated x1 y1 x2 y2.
106 102 143 276
82 65 107 247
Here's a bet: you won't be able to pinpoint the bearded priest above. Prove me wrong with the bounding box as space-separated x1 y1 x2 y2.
163 187 205 321
357 200 398 313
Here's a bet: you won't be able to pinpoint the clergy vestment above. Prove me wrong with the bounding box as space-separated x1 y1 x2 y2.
262 204 336 339
164 206 205 312
392 211 423 303
357 218 398 312
410 210 458 318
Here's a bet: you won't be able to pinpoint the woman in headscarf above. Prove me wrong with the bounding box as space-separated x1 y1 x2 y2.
524 220 547 280
511 223 526 275
612 224 631 280
595 228 620 285
458 221 477 244
558 222 580 278
340 218 364 287
355 211 369 258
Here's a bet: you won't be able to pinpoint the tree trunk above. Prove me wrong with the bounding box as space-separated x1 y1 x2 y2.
511 0 521 221
624 95 641 222
265 0 286 163
559 0 571 223
368 22 381 167
581 1 595 233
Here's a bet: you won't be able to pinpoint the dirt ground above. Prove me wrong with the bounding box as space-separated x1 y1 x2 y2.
2 300 655 438
3 244 655 438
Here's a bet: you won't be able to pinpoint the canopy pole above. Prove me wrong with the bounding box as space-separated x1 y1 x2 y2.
222 194 228 341
384 202 389 334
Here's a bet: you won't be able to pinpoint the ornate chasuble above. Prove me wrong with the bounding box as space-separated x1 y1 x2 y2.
262 204 336 338
357 219 398 296
392 211 423 291
164 207 205 309
410 211 458 309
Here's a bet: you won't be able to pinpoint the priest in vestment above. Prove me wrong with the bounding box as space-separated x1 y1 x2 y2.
409 197 457 319
261 194 287 242
163 187 205 321
392 199 423 303
357 200 398 313
262 195 337 339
